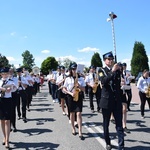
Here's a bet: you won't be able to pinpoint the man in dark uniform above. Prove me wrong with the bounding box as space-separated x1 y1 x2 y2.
98 52 124 150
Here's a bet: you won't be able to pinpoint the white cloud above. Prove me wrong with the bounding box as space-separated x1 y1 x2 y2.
78 47 99 53
41 50 50 54
56 55 77 62
10 32 16 36
7 56 15 61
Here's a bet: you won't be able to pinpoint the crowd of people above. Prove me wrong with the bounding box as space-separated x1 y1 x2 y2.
0 51 150 150
0 67 43 149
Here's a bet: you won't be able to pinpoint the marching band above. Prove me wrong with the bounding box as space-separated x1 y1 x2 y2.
0 52 150 150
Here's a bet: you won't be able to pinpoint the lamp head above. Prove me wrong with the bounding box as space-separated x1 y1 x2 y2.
109 11 117 19
109 12 114 17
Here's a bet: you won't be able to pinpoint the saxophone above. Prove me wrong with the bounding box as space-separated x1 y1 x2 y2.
73 73 81 101
93 72 99 93
145 83 150 98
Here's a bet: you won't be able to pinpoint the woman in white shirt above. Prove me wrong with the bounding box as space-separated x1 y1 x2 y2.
0 68 17 149
63 63 86 140
137 69 150 118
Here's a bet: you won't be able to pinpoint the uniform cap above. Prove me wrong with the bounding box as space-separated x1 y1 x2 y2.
70 63 77 69
122 63 127 66
61 66 65 70
0 67 10 73
16 68 22 72
89 65 96 69
103 51 114 60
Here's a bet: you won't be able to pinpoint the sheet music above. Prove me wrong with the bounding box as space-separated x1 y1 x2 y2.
76 64 84 73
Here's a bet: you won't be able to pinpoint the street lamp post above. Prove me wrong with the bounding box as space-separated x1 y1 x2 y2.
107 12 117 63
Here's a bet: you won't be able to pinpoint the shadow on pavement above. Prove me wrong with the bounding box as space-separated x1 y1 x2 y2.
10 141 59 150
30 107 54 112
27 117 55 123
17 128 53 136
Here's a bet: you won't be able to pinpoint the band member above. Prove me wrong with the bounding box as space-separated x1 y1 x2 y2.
56 66 67 115
137 69 150 118
47 70 53 95
122 63 133 111
9 68 18 132
56 66 61 104
40 72 44 89
32 73 38 96
36 74 40 93
84 72 89 97
98 52 124 150
23 69 34 111
16 68 28 123
51 69 58 103
63 63 86 140
85 66 101 113
119 63 131 133
0 67 17 149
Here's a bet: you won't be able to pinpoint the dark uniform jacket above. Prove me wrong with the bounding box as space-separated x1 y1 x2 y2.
98 66 122 109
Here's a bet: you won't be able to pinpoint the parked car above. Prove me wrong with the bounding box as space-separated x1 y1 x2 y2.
135 72 142 85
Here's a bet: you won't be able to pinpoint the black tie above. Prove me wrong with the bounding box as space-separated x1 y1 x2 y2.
2 80 6 87
93 73 95 80
124 71 126 76
18 76 21 81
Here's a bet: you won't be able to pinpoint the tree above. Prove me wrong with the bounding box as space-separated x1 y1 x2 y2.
91 52 103 68
41 56 58 75
0 53 10 68
22 50 35 71
63 58 75 69
131 41 149 77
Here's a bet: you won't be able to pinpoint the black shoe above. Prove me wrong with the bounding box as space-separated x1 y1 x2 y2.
2 141 5 145
13 128 17 132
18 117 21 120
106 144 112 150
127 107 131 111
79 135 84 140
72 131 76 136
110 119 115 124
123 127 130 133
5 142 9 149
23 118 27 123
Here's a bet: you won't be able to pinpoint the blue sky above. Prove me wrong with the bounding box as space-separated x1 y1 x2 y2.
0 0 150 70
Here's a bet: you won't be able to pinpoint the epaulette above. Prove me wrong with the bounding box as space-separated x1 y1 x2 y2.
98 67 107 77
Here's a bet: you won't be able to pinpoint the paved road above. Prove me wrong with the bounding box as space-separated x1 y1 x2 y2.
0 83 150 150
